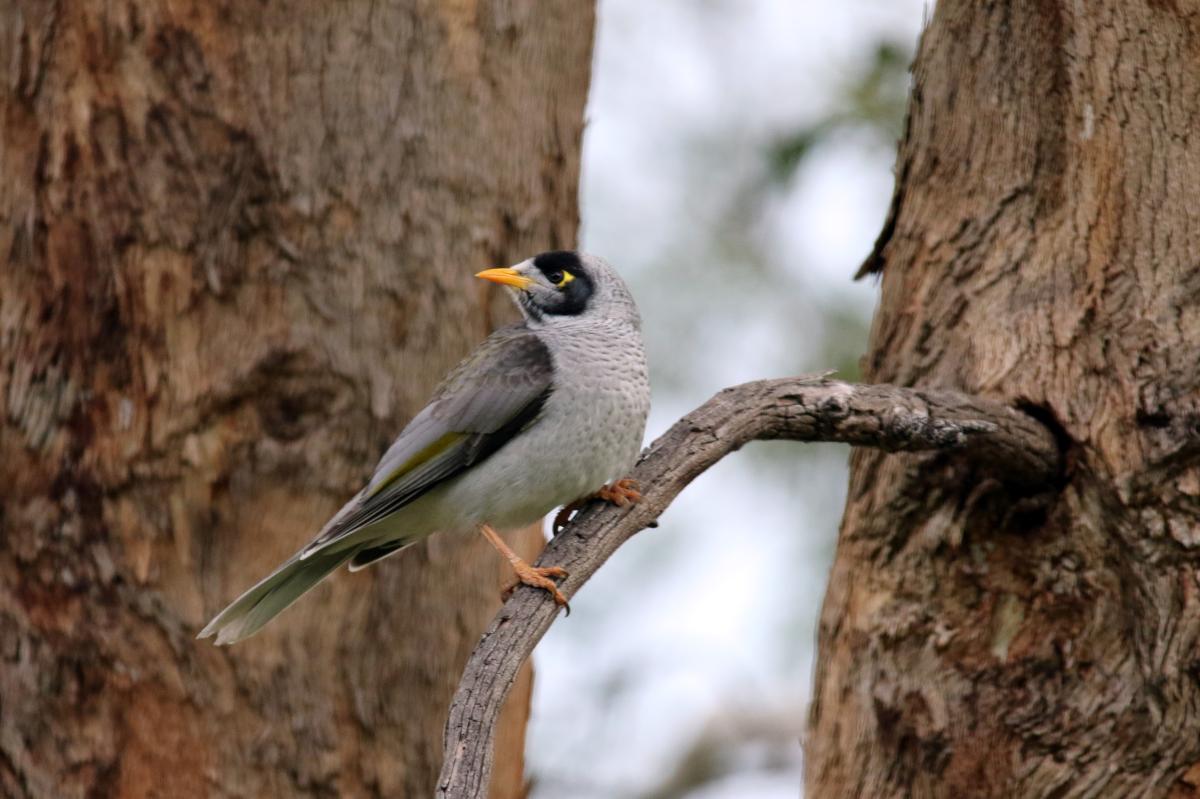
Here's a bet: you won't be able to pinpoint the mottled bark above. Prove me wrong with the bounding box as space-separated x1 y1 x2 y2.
437 376 1061 799
0 2 593 797
809 2 1200 797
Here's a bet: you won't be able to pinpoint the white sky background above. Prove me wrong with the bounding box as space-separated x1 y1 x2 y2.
529 2 929 797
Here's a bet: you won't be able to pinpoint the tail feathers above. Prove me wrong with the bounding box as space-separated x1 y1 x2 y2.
198 549 353 645
346 538 412 572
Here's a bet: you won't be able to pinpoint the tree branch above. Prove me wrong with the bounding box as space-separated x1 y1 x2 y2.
435 375 1062 798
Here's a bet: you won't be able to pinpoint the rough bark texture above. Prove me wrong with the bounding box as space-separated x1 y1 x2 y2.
0 2 593 797
437 376 1061 799
809 2 1200 797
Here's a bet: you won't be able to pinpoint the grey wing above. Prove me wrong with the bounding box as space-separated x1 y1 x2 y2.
301 325 554 556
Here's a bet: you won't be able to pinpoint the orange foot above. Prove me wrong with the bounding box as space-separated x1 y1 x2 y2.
553 478 642 534
501 562 570 608
479 523 570 610
595 478 641 507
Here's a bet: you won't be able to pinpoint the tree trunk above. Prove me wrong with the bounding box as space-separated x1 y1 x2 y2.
807 1 1200 797
0 2 593 797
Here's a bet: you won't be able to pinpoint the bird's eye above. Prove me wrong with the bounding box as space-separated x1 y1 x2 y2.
546 270 564 285
551 270 575 288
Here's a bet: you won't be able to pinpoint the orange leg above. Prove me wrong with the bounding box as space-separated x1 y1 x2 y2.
479 523 569 608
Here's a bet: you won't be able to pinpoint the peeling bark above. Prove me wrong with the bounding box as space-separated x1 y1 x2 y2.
809 2 1200 797
0 2 594 797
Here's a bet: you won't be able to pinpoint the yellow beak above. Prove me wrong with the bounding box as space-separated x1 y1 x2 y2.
475 267 533 290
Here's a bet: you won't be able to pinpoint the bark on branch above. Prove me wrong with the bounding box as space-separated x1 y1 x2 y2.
435 375 1062 798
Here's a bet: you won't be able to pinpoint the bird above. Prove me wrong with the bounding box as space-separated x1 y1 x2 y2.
199 251 650 645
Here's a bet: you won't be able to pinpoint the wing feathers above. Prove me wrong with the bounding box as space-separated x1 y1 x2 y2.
300 326 554 557
365 432 465 499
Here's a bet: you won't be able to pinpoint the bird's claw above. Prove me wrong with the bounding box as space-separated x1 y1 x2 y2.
502 563 570 614
553 479 642 535
595 478 641 507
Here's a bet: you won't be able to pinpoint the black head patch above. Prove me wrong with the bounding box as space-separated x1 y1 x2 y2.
529 250 594 317
533 251 582 282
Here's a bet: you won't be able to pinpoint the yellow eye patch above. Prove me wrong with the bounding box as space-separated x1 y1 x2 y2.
556 271 575 287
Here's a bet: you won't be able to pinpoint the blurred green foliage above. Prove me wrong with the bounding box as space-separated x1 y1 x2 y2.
768 41 911 182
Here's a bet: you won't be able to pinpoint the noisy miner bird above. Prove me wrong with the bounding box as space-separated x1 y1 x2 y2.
199 251 650 645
